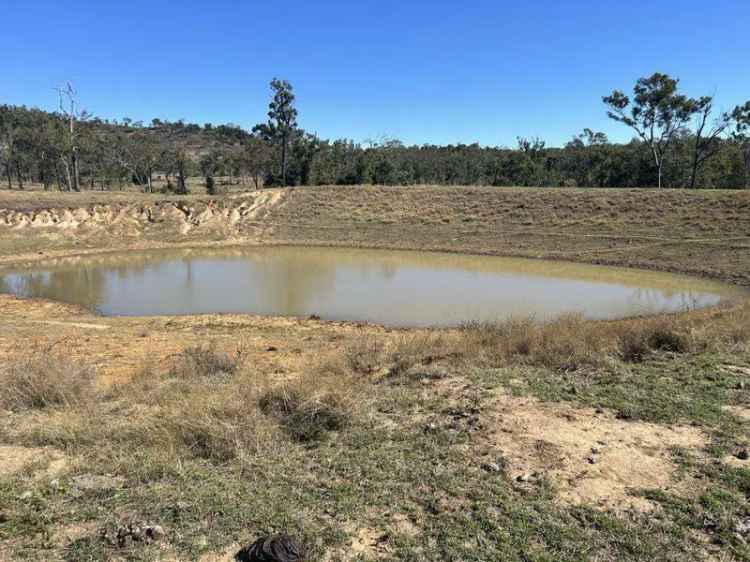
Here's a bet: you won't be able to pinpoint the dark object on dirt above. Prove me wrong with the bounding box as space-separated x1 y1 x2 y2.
101 523 166 548
736 448 749 460
266 346 278 352
235 534 305 562
308 314 321 321
481 461 502 473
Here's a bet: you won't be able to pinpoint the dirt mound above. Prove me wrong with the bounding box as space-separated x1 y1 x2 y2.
485 392 707 512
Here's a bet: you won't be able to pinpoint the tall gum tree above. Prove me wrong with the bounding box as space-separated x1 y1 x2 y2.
732 102 750 188
253 79 298 186
603 73 695 188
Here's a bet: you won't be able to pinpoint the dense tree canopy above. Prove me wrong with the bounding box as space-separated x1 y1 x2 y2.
0 75 748 192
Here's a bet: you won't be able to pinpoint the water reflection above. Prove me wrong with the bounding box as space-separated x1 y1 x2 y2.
0 247 742 327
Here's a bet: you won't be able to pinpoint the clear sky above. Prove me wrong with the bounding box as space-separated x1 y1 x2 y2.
1 0 748 147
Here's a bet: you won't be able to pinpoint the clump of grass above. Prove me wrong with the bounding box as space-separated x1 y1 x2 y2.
344 334 385 374
616 318 693 363
344 331 452 379
460 314 607 371
0 353 97 411
386 332 451 376
259 372 355 442
169 343 243 378
160 390 275 461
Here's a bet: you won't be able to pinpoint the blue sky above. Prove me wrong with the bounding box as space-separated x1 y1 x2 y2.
1 0 748 147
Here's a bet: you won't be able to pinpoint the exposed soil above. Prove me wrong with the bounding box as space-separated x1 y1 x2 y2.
485 392 707 512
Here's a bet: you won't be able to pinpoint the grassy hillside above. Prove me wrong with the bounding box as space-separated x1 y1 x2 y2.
1 185 749 284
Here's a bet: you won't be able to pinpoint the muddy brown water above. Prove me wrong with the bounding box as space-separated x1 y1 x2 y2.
0 247 743 327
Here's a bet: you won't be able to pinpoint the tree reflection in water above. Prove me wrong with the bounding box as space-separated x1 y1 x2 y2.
0 247 740 326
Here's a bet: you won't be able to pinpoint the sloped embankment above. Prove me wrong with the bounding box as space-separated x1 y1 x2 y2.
0 185 749 285
0 190 285 240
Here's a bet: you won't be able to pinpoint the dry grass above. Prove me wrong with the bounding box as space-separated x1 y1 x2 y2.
456 303 750 371
1 347 362 464
259 372 355 442
460 314 607 371
169 343 244 379
0 352 97 411
1 306 750 560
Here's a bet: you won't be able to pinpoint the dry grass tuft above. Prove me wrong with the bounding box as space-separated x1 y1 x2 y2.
0 353 97 411
345 331 453 378
169 343 244 378
344 334 385 375
615 319 688 362
259 372 356 442
460 314 607 371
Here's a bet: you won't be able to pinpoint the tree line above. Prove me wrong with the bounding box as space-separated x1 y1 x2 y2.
1 75 749 192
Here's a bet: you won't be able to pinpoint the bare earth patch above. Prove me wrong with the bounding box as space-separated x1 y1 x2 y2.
722 405 750 421
485 392 707 512
0 445 65 478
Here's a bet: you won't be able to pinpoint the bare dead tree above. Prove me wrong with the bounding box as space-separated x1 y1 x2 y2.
55 82 88 192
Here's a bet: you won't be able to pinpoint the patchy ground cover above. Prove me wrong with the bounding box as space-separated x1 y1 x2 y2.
0 185 749 560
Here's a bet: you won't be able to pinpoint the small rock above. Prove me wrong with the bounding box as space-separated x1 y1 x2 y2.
143 525 166 542
516 473 531 483
236 534 305 562
736 448 749 461
737 381 746 390
590 446 601 455
19 491 33 500
104 522 167 548
587 455 599 465
481 462 502 473
734 517 750 537
595 406 605 414
266 346 278 352
72 474 124 491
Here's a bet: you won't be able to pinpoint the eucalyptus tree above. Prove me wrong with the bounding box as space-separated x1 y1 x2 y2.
603 73 696 188
244 136 273 189
686 96 733 189
0 105 18 189
115 130 161 192
731 102 750 188
253 79 298 186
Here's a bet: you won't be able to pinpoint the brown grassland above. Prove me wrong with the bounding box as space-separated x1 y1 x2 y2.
0 184 750 561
